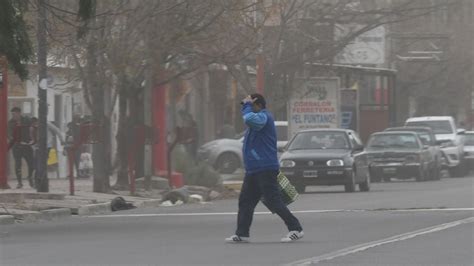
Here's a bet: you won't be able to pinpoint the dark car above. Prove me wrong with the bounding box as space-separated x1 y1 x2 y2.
279 129 370 193
367 131 434 182
385 126 442 180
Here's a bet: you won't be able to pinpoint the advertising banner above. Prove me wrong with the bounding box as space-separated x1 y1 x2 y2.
288 78 340 139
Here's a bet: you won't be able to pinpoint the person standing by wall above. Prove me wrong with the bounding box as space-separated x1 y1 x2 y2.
226 94 303 243
8 107 34 188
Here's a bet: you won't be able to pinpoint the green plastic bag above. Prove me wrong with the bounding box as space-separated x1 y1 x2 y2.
261 172 299 212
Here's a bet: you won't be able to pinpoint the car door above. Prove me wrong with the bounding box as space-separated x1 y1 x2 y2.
348 131 368 182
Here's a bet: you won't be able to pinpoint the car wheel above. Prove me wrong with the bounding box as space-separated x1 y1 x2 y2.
294 183 306 194
433 161 442 181
371 169 381 183
215 153 240 174
415 166 425 182
359 172 371 192
450 160 466 178
344 171 356 193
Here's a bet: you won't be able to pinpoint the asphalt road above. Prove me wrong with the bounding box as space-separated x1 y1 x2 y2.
1 176 473 266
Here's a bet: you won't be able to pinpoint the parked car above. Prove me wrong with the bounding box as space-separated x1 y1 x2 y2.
198 121 288 174
405 116 466 176
367 131 435 182
279 129 370 193
385 126 442 180
463 131 474 171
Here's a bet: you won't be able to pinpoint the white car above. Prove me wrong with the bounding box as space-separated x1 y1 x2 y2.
463 131 474 170
405 116 466 176
198 121 288 174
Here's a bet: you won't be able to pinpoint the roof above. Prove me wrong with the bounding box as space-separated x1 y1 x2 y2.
371 131 418 136
307 62 397 74
298 128 351 133
406 116 454 122
386 126 433 132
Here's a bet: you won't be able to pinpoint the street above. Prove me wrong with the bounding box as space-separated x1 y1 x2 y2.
1 176 473 266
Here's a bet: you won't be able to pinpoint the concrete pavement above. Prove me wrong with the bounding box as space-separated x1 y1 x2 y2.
0 176 473 265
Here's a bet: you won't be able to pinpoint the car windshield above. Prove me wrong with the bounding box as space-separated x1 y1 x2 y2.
288 131 350 150
465 134 474 145
368 134 420 150
406 121 453 134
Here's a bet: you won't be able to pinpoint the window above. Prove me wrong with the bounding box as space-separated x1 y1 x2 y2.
368 134 420 150
288 131 350 150
405 121 453 134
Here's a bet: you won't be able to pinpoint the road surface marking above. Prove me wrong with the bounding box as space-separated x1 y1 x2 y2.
86 207 474 218
286 216 474 266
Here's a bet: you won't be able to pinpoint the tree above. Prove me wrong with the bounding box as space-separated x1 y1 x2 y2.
0 0 33 79
42 0 265 191
226 0 454 118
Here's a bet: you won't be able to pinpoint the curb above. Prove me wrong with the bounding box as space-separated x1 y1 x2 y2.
40 208 72 221
223 181 243 191
78 202 111 216
135 199 162 208
0 215 15 225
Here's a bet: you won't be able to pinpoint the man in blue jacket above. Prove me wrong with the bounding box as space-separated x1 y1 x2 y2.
226 93 303 243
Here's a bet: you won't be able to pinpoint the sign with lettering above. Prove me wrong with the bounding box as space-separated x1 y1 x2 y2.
288 78 340 139
335 25 385 65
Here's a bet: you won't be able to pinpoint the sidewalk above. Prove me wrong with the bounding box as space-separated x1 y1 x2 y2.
0 175 242 225
0 177 165 225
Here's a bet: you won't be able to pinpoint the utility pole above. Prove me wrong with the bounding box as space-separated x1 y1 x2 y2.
36 0 49 192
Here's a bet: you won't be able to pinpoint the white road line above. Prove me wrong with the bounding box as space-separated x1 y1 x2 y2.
286 216 474 266
86 207 474 218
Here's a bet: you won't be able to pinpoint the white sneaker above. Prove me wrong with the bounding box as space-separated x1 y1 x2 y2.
281 231 304 243
225 235 250 243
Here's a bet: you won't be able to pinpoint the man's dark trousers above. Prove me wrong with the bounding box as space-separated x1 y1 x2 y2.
235 170 302 237
12 145 34 186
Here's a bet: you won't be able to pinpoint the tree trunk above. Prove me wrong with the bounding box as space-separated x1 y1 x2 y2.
87 33 110 193
114 93 129 190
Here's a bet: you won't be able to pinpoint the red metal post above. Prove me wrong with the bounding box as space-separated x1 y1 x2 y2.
153 85 168 173
256 54 265 95
67 148 75 195
127 146 136 195
0 58 10 189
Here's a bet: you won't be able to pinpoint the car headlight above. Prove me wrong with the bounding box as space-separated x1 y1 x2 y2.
405 154 419 163
280 160 296 168
327 159 344 167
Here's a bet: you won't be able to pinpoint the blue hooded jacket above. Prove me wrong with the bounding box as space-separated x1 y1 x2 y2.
241 102 280 174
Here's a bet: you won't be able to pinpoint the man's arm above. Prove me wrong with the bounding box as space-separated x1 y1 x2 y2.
241 102 267 131
47 122 65 144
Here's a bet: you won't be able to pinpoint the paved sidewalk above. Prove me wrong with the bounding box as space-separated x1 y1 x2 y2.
0 177 165 224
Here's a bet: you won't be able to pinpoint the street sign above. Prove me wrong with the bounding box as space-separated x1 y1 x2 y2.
335 25 386 65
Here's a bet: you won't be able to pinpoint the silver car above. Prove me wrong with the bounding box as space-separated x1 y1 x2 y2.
198 121 288 174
